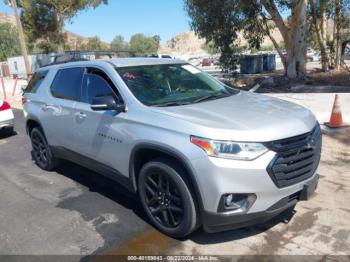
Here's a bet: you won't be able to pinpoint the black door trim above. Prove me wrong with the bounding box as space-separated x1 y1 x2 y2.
51 146 133 191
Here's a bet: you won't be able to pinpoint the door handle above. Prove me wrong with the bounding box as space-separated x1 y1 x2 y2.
41 104 56 112
75 112 87 119
41 104 50 111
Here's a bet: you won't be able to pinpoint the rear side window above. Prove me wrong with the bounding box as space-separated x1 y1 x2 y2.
24 71 48 93
50 67 84 101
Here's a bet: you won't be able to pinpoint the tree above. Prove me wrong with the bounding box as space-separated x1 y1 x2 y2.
83 36 108 50
334 0 342 69
309 0 329 71
110 35 129 51
4 0 31 76
309 0 350 70
129 33 160 55
332 0 350 69
202 41 220 55
20 0 108 54
0 23 21 61
185 0 309 79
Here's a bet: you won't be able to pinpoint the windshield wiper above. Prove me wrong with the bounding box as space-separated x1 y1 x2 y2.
152 91 230 107
192 92 230 104
152 101 192 107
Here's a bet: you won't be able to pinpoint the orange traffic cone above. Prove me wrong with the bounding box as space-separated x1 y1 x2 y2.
325 94 348 128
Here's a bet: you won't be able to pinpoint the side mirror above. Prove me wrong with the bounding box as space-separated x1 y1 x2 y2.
90 95 125 112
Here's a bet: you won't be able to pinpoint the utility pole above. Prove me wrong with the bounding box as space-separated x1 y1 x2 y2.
10 0 31 78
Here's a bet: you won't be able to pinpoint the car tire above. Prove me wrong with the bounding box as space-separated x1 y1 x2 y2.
30 127 60 171
138 157 199 238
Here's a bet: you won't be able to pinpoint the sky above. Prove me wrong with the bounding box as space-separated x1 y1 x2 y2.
0 0 191 43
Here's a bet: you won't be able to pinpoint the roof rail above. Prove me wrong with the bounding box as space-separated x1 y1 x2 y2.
62 50 136 58
40 50 137 68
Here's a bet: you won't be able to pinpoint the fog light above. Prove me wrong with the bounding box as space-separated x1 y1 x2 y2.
221 193 256 213
225 194 234 206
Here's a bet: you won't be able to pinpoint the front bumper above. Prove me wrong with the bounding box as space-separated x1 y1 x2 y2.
0 109 14 129
189 146 320 232
202 173 319 233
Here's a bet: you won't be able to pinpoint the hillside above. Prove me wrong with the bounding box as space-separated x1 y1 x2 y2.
158 32 209 59
64 31 90 50
159 30 285 59
0 12 16 26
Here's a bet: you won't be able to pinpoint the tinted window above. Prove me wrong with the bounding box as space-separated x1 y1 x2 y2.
24 70 48 93
51 68 84 101
80 68 115 104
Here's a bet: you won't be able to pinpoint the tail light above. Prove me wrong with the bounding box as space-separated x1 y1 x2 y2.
22 96 28 105
0 101 11 111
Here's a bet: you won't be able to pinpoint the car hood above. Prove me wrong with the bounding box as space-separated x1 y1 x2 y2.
150 91 317 142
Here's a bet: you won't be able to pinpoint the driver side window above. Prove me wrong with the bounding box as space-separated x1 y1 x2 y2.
79 67 118 104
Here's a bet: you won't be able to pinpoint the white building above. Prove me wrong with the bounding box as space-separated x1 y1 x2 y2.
7 54 55 78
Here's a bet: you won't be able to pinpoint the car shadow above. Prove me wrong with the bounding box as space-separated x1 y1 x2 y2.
0 130 17 139
52 160 149 222
45 158 297 245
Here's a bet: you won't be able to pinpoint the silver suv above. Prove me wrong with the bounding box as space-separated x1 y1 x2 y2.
23 58 321 238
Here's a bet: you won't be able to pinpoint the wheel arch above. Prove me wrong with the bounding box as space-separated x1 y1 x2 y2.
129 143 204 212
26 118 44 136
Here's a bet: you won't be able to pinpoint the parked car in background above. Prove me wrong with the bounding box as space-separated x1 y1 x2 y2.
305 49 320 62
0 100 14 136
343 46 350 60
149 54 174 59
201 57 213 66
23 58 321 238
188 57 202 66
213 57 221 66
306 50 315 62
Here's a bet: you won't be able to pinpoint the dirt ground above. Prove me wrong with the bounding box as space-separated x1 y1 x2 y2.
222 68 350 93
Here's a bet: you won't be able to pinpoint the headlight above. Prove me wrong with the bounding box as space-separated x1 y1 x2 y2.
190 136 268 161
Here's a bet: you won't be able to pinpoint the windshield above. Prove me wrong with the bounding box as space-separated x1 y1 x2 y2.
116 64 238 106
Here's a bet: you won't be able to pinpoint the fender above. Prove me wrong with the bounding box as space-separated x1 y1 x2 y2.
26 116 45 135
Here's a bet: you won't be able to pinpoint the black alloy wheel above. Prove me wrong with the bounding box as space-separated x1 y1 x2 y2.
144 172 184 228
138 158 199 238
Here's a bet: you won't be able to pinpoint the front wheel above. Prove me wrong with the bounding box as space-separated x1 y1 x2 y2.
138 158 199 238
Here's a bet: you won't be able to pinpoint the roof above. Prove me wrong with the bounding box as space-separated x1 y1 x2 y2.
38 57 186 71
108 58 186 67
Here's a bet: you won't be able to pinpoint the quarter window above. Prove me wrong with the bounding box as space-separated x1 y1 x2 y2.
24 70 48 93
51 67 84 101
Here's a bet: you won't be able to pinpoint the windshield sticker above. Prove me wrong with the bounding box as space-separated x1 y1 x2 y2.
122 72 136 80
181 65 201 74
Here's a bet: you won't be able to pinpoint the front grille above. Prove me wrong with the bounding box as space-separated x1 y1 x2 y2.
265 124 322 188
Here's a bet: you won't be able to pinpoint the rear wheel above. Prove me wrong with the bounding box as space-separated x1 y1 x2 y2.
30 127 60 170
138 158 198 238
